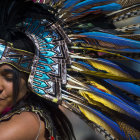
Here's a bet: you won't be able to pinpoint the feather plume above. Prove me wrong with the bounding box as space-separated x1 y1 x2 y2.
0 0 139 139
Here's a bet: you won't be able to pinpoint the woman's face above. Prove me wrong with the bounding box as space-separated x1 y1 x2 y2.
0 64 28 114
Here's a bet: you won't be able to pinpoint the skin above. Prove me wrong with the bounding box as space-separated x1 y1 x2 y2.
0 64 27 113
0 64 47 140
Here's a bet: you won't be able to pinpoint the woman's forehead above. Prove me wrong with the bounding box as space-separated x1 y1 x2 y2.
0 64 13 71
0 64 28 78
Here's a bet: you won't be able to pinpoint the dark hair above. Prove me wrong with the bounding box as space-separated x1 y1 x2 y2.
6 25 76 140
12 68 76 140
0 1 75 139
12 68 20 104
6 30 76 139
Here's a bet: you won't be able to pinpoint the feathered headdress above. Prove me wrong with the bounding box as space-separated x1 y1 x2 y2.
0 0 140 139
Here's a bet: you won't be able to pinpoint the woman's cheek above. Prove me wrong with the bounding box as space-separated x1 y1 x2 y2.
2 84 13 99
0 83 14 113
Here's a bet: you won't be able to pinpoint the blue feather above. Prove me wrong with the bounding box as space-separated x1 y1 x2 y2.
105 80 140 97
119 48 140 52
93 58 129 72
82 105 126 139
89 3 122 11
63 0 81 9
102 80 140 111
77 61 96 71
72 0 112 11
80 32 140 48
89 85 140 121
71 3 121 18
122 56 140 64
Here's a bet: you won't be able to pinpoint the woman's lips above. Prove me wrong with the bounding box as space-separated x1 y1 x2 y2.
0 98 5 100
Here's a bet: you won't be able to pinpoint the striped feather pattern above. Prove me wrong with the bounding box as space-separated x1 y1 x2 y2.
32 0 140 139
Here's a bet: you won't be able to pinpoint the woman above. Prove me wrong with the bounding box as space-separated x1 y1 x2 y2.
0 63 75 140
0 1 76 139
0 45 75 140
0 64 41 140
0 0 140 140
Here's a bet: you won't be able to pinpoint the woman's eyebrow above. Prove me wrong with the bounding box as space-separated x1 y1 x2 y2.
1 69 14 74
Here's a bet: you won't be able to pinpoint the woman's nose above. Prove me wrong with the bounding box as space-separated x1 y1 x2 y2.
0 89 2 94
0 77 4 93
0 84 3 93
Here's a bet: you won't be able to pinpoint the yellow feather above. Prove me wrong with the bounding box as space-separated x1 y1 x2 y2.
87 59 132 78
71 62 139 82
79 90 125 114
80 70 140 82
88 79 113 95
79 106 121 139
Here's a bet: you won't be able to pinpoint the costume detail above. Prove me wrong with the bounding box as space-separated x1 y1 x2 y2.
0 0 140 139
0 105 58 140
0 39 34 73
26 21 70 101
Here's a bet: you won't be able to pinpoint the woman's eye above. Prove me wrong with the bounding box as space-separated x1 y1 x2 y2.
5 76 13 81
1 69 14 82
3 74 13 82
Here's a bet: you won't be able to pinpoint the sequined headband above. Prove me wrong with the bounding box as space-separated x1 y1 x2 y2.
0 39 34 73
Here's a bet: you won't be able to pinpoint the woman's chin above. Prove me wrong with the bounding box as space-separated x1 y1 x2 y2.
0 107 12 115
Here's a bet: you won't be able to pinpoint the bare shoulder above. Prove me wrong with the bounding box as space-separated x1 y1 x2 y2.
0 112 40 140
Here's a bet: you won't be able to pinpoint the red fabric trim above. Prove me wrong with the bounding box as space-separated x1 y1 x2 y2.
50 136 54 140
